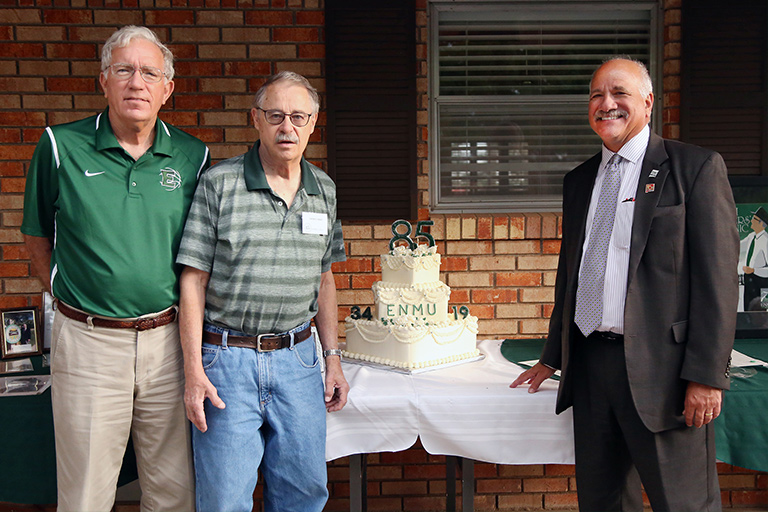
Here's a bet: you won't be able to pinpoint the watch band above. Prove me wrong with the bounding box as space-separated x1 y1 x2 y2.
323 349 343 359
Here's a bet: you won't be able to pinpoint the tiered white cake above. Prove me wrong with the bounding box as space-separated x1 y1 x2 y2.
344 243 479 370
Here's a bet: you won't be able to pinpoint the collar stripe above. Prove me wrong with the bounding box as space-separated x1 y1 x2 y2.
197 147 209 179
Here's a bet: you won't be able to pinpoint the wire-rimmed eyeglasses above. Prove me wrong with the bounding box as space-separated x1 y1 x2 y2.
256 107 313 127
108 63 167 84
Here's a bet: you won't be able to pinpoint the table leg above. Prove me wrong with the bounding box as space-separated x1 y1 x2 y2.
446 456 475 512
446 456 457 512
349 453 367 512
461 457 474 512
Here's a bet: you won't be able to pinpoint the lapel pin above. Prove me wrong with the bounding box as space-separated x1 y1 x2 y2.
649 169 659 178
645 183 656 193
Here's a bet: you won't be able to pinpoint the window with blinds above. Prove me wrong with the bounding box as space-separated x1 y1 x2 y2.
326 1 417 221
429 3 659 212
681 0 767 178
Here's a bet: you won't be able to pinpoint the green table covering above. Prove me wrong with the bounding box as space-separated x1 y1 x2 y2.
0 355 138 505
500 338 546 365
0 356 56 504
501 338 768 473
714 339 768 472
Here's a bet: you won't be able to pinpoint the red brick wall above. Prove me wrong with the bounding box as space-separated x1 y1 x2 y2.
0 0 765 510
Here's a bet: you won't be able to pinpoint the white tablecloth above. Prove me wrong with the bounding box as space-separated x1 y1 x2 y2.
326 340 575 465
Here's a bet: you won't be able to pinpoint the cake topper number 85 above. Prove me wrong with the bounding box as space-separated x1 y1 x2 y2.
389 220 435 251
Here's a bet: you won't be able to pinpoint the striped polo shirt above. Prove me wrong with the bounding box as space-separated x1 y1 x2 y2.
177 141 345 335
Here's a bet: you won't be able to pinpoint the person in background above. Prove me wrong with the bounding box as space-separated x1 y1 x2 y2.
740 206 768 310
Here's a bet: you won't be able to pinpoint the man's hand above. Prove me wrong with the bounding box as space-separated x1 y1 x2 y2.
743 265 755 274
683 381 723 428
184 369 225 433
323 357 349 412
509 362 556 393
23 234 53 294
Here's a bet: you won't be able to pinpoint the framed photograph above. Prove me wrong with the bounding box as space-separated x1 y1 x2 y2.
0 375 51 396
0 357 33 375
730 176 768 338
1 307 41 359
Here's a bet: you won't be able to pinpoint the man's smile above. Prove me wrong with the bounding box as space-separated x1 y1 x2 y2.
595 109 628 121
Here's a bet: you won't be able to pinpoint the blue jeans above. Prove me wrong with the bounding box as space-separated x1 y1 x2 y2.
193 321 328 512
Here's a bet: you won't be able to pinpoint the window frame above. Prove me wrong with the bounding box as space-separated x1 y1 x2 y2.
428 0 662 213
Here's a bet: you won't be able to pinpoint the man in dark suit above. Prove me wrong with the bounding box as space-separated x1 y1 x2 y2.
511 57 738 511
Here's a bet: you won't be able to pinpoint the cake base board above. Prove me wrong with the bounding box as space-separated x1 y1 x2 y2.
342 353 485 374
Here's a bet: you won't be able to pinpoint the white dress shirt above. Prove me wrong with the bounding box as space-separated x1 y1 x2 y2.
741 229 768 278
579 125 650 335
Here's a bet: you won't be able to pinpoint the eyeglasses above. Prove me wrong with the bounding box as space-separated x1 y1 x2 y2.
108 63 166 84
256 107 313 127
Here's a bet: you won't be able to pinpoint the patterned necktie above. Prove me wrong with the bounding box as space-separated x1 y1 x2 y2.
574 153 623 337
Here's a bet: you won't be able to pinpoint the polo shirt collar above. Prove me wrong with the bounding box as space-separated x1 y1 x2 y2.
243 140 320 195
94 108 174 157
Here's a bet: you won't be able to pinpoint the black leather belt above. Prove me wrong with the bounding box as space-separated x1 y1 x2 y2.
202 325 311 352
588 331 624 343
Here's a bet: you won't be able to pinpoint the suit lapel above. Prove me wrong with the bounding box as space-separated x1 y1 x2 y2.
627 133 669 289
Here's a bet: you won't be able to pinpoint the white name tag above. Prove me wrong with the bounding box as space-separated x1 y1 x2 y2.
302 212 328 235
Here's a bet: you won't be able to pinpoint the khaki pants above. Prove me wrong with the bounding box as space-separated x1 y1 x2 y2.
51 311 194 512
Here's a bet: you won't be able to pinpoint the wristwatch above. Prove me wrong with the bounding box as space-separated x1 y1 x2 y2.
323 349 343 360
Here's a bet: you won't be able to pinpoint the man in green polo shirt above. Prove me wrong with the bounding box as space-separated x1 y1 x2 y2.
21 26 209 511
177 71 349 512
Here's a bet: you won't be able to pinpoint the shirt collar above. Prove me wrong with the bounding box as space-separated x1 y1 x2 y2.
243 140 320 195
600 125 650 167
94 108 173 157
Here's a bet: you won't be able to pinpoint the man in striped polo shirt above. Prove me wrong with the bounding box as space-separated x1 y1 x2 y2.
177 71 349 512
21 26 210 511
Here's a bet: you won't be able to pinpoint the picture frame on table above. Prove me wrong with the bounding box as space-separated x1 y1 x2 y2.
1 307 41 359
730 175 768 338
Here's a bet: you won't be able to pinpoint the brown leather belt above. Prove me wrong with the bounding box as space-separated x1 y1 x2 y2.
56 301 177 331
202 325 312 352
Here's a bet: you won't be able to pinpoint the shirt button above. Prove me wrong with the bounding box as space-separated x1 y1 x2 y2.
132 182 137 187
278 201 283 206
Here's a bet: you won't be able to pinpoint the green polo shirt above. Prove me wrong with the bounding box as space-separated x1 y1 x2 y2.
21 110 210 318
177 141 345 335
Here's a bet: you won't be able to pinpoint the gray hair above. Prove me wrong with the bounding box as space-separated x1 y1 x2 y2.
252 71 320 114
591 56 653 97
101 26 174 81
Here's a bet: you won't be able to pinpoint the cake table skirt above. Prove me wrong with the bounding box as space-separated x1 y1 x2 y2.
325 339 575 465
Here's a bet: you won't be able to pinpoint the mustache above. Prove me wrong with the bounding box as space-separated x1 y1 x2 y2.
275 133 299 144
595 108 628 120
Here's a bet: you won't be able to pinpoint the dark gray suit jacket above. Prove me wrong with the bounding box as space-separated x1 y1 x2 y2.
540 132 739 433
